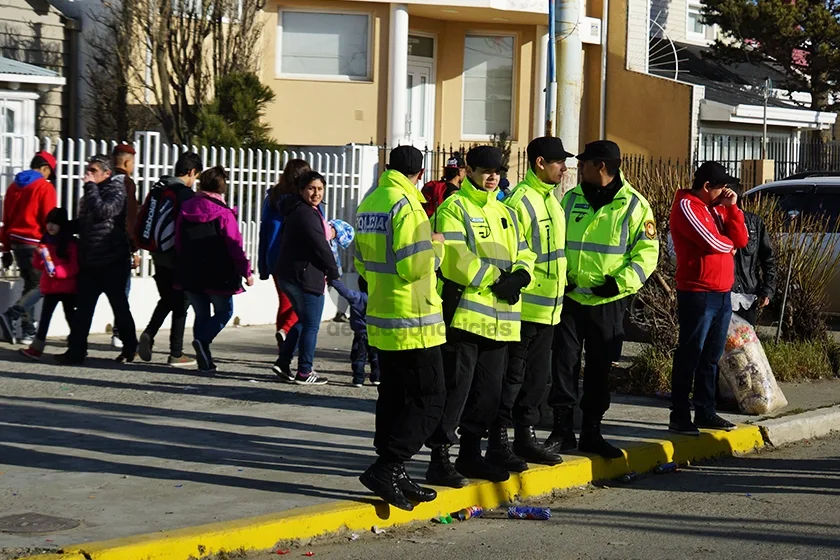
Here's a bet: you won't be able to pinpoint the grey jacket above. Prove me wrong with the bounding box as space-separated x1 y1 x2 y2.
77 174 130 268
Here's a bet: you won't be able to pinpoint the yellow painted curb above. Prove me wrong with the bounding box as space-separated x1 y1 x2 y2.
18 425 764 560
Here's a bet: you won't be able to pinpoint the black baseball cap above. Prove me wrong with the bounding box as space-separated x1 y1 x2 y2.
528 137 574 164
466 146 504 171
694 161 738 187
388 146 424 176
576 140 621 161
445 152 466 169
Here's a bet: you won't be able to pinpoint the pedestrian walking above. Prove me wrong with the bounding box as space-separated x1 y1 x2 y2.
356 145 447 511
426 145 536 487
0 150 57 345
20 208 78 360
545 140 658 459
136 152 201 367
731 186 776 325
273 171 339 385
57 155 138 365
488 137 573 472
329 276 380 387
259 159 309 349
176 166 253 373
669 161 749 435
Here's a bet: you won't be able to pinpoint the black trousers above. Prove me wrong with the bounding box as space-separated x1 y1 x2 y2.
497 321 553 428
68 261 138 358
549 297 630 420
374 346 446 463
36 294 76 341
143 264 189 357
427 329 508 447
351 332 380 380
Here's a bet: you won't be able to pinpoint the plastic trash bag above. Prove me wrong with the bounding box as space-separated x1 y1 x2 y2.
718 313 788 415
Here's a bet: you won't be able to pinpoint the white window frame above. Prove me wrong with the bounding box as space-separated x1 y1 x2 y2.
686 1 714 43
460 32 518 142
275 8 374 83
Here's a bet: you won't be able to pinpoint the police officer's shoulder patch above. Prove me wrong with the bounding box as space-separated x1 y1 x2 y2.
644 220 657 240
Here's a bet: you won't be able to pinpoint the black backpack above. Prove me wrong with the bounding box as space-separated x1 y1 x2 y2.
135 180 180 253
177 198 241 292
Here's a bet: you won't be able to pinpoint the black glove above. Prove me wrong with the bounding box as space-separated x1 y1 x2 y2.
1 253 12 270
504 293 520 305
491 269 531 300
564 282 577 294
590 275 620 298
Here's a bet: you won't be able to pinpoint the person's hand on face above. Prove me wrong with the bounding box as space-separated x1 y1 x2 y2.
719 187 738 207
84 164 109 185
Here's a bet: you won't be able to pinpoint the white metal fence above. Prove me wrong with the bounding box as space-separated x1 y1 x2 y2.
0 132 380 278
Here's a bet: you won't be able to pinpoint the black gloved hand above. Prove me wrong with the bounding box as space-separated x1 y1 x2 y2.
1 253 12 270
564 282 577 294
491 269 530 300
505 294 520 305
590 275 620 298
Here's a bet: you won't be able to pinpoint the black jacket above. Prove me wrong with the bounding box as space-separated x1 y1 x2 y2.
733 211 777 299
275 194 339 294
77 175 130 268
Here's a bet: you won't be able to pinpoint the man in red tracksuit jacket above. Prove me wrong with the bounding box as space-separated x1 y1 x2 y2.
669 161 749 436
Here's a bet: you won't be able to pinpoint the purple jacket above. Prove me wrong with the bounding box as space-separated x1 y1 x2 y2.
176 192 251 294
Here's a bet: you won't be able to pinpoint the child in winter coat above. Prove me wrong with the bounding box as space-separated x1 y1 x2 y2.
20 208 79 360
328 276 379 387
176 166 254 373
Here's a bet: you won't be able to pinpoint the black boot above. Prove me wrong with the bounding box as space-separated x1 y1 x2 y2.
544 409 577 454
454 433 510 483
513 425 564 466
486 425 528 473
360 461 414 511
578 417 624 460
396 464 437 502
426 445 469 488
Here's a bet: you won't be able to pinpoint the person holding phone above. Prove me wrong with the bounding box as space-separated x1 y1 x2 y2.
668 161 749 436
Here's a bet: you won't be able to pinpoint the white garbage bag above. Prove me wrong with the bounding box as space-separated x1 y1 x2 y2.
718 313 788 415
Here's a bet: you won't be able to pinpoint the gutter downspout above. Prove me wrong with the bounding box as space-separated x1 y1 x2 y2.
599 0 609 139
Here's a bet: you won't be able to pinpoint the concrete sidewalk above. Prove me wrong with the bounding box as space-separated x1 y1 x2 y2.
1 323 839 553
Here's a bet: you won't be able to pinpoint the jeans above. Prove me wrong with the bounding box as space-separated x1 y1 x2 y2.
671 291 732 421
186 292 233 346
278 279 325 375
36 294 76 341
4 246 41 337
351 331 380 382
68 261 138 358
144 265 189 357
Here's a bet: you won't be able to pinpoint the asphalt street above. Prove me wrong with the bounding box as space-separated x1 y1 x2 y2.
250 433 840 560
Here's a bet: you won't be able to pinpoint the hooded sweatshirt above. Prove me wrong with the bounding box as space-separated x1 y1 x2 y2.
275 194 339 295
175 192 251 295
0 170 57 250
34 236 80 295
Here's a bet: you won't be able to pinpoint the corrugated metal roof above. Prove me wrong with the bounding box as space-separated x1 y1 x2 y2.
0 57 61 78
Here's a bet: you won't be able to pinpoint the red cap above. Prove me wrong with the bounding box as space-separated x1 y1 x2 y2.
113 143 136 156
35 150 57 172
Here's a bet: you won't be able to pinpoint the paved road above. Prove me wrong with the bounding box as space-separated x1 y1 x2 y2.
249 434 840 560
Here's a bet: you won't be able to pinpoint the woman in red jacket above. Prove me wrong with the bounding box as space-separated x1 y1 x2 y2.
669 161 749 436
20 208 79 360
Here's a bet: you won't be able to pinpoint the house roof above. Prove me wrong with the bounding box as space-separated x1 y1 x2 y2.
0 56 65 86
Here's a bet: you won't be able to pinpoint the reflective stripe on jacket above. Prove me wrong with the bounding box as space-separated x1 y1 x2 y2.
562 172 659 306
504 169 567 325
354 170 446 351
434 177 536 341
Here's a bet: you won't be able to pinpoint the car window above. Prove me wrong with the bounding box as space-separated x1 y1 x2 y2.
744 184 814 231
810 188 840 230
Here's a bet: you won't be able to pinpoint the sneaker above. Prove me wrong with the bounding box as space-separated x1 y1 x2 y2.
18 334 34 346
138 333 154 362
275 330 287 343
111 335 123 349
55 351 85 366
192 340 213 372
0 313 16 344
370 375 381 386
19 347 43 361
668 420 701 437
115 351 136 363
272 359 295 383
352 376 365 388
168 355 197 368
294 371 329 385
695 414 737 431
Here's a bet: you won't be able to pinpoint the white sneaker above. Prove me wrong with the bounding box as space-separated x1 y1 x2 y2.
294 371 329 385
111 336 124 349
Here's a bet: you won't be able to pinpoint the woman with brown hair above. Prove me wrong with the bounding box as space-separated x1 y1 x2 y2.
259 159 310 357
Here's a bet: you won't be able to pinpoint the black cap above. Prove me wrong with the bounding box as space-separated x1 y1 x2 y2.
466 146 504 171
576 140 621 161
694 161 738 187
445 152 466 169
388 146 424 176
527 137 574 163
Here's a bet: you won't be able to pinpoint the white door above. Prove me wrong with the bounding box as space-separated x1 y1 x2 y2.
405 61 434 150
0 93 37 195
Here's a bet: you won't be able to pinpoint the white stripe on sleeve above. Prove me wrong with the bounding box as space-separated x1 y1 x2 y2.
680 199 732 253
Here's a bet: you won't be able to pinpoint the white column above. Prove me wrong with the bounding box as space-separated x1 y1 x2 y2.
557 0 583 154
387 4 409 147
533 25 549 139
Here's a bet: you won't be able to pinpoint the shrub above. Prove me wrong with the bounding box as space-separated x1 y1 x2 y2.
617 346 673 396
762 340 834 382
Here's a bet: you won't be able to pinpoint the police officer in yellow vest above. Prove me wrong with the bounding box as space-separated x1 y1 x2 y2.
355 146 448 511
425 146 536 487
545 140 659 459
485 137 573 473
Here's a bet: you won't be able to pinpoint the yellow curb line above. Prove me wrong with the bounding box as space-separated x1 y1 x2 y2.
20 425 764 560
